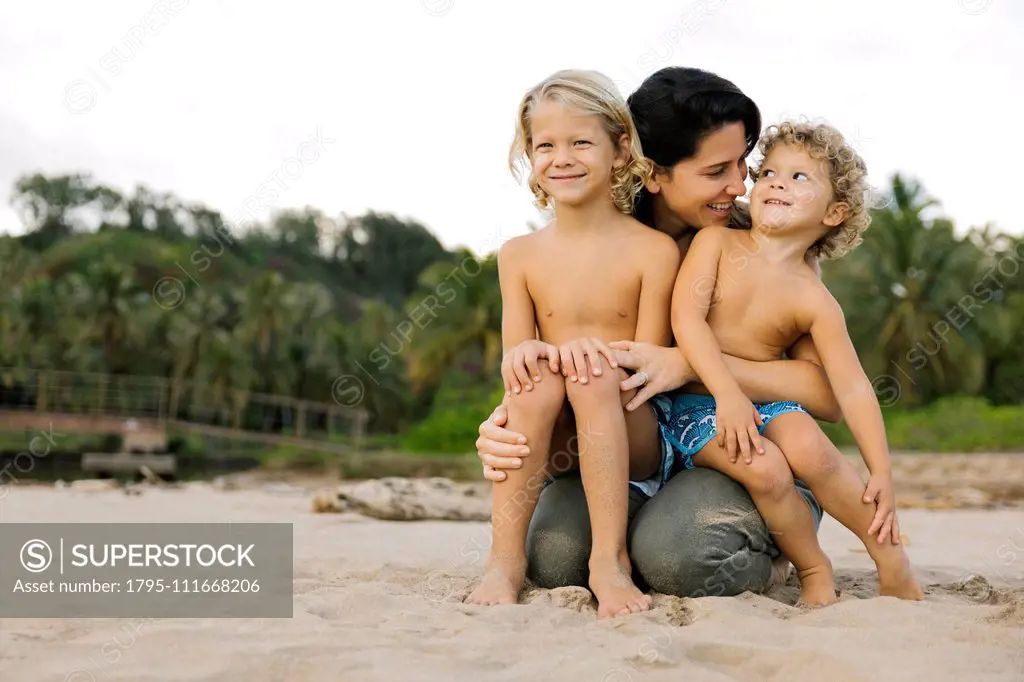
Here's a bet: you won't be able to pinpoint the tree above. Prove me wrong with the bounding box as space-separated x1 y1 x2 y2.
334 211 448 308
406 252 502 396
827 174 985 404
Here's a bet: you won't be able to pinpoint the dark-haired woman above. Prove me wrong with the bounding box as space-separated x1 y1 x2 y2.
475 67 848 598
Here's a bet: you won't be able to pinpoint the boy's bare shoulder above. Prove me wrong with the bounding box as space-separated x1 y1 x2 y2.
618 217 680 267
497 229 546 265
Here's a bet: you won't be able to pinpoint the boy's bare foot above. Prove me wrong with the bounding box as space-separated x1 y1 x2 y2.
465 555 526 606
796 564 839 607
878 555 924 600
589 553 652 619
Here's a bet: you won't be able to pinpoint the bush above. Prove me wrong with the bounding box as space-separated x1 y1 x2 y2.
818 396 1024 452
400 382 505 454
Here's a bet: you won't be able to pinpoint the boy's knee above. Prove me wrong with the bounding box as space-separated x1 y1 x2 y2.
744 453 794 501
780 427 841 484
508 368 566 421
564 368 626 409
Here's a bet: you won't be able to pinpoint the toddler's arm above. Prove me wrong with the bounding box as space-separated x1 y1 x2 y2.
805 289 899 540
634 233 681 347
671 228 743 400
672 228 763 459
805 292 889 473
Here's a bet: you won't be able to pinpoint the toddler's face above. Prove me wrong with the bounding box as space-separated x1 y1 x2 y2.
750 143 835 233
528 99 625 208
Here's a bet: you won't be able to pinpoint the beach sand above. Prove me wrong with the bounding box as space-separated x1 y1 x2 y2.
1 456 1023 681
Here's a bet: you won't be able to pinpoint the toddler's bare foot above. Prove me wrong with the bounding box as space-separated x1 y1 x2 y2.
796 563 838 607
589 553 652 619
465 554 525 606
878 554 924 600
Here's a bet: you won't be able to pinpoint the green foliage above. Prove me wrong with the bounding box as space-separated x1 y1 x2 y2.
2 170 1022 458
819 397 1024 452
400 376 506 454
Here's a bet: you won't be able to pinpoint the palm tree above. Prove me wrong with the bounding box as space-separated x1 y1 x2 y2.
826 174 985 404
406 252 502 395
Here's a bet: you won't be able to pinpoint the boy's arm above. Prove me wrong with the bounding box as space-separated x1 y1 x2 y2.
634 234 681 346
671 229 742 400
498 239 537 352
805 290 889 476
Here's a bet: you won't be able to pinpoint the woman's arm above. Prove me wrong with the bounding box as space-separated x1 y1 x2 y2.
722 352 841 422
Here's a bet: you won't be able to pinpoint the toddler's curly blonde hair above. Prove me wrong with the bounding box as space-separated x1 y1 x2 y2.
509 70 652 215
751 120 871 260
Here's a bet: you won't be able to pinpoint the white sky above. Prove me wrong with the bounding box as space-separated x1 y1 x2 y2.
0 0 1020 257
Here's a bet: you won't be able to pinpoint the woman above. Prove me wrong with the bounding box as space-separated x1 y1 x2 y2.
476 67 845 598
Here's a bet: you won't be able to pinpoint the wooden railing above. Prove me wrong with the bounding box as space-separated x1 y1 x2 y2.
0 368 369 452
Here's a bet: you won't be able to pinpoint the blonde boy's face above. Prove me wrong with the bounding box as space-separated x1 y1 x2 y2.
750 143 844 235
529 98 626 208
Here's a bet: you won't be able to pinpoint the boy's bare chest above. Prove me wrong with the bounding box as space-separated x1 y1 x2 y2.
524 249 642 333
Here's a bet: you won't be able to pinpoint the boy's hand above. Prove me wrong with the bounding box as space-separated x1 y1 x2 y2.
864 473 901 544
501 340 559 395
558 338 618 384
715 392 765 464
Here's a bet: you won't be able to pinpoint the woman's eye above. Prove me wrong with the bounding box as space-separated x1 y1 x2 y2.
707 167 726 177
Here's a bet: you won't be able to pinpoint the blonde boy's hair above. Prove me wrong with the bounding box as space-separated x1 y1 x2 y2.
509 69 652 214
752 121 871 260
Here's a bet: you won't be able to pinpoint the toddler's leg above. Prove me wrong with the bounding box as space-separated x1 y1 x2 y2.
693 437 838 606
466 366 566 606
565 369 658 619
765 413 923 600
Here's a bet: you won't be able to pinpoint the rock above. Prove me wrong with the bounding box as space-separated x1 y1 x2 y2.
311 490 344 513
330 477 490 521
70 479 119 492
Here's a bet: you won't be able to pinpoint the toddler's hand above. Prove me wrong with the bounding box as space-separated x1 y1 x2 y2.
557 338 617 384
715 392 764 464
501 340 559 395
864 473 900 544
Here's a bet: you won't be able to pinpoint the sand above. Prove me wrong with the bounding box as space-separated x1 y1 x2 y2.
1 467 1024 681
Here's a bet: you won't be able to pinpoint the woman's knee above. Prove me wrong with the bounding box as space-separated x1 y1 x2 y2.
630 468 774 597
525 476 590 588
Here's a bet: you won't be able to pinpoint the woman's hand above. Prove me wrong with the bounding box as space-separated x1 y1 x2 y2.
557 337 618 384
475 403 530 482
501 340 560 396
608 341 694 411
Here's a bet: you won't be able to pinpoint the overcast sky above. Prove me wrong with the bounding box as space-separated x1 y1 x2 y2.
0 0 1020 256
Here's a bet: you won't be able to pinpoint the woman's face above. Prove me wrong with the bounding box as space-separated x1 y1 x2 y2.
646 122 750 234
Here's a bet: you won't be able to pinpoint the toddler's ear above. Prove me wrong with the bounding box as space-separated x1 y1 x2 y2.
824 201 849 227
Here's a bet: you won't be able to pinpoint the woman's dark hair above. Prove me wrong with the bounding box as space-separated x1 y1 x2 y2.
627 67 761 227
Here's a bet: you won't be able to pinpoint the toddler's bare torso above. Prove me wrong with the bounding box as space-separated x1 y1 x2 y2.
703 229 823 362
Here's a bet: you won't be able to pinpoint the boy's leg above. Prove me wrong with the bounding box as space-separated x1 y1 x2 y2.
692 437 838 606
565 368 658 618
764 412 923 600
466 366 566 606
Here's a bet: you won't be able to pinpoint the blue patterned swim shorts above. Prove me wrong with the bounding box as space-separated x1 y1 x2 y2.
650 391 808 471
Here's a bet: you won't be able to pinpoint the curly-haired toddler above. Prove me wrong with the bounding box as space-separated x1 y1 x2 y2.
663 120 923 605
